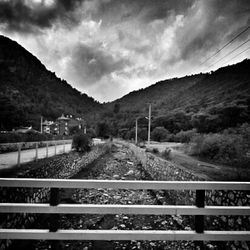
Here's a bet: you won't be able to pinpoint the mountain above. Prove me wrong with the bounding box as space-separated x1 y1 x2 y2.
1 35 250 135
104 59 250 135
0 35 101 130
108 59 250 114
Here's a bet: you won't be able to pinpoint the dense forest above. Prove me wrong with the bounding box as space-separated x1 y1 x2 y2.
100 59 250 138
0 35 101 131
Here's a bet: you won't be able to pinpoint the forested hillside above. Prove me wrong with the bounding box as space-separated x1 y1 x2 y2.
0 35 101 130
0 34 250 144
103 59 250 137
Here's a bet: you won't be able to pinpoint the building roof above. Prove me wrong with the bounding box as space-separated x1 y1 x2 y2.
15 126 39 133
42 120 54 126
57 114 70 121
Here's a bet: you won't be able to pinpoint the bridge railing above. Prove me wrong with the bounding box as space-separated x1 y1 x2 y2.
0 140 72 167
0 178 250 245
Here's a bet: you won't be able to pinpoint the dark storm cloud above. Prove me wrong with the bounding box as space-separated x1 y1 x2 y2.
91 0 194 24
139 0 194 22
68 44 130 83
91 0 250 64
1 0 250 101
176 0 250 61
0 0 84 32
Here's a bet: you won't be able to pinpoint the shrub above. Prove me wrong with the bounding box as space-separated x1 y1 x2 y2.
72 134 93 152
175 129 197 143
151 127 169 142
145 147 159 154
0 131 53 143
138 142 146 148
189 132 246 165
87 128 97 138
69 126 82 135
96 122 110 139
152 147 159 154
166 133 176 142
161 147 172 160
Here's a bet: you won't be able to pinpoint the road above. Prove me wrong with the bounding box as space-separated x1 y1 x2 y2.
0 143 72 170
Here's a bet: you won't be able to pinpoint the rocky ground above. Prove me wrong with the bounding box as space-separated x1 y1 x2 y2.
33 144 199 250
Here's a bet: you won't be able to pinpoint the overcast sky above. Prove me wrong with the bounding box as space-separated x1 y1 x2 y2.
0 0 250 102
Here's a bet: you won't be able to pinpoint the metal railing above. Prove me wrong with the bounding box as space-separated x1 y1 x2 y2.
0 178 250 248
16 140 72 165
0 140 72 167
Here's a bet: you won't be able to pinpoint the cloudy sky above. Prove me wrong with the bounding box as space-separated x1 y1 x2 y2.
0 0 250 102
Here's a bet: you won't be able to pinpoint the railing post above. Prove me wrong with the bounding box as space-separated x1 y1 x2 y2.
35 142 38 161
195 189 205 249
49 188 60 250
17 143 21 167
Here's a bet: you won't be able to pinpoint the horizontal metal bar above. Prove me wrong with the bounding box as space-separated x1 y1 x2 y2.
0 140 72 147
0 229 249 241
0 178 250 190
1 204 250 216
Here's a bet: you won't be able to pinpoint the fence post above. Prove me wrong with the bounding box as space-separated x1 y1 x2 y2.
49 188 60 250
63 140 65 153
17 143 21 167
46 142 49 158
35 142 38 161
195 189 205 250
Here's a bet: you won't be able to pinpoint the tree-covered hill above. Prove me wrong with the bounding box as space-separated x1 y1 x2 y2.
103 59 250 136
0 34 250 137
0 35 101 130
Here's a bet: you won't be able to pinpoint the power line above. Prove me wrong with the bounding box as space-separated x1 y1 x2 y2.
223 46 250 65
200 25 250 66
207 38 250 69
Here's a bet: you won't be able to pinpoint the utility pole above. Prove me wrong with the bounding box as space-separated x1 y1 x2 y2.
135 118 138 144
147 104 151 146
40 116 43 133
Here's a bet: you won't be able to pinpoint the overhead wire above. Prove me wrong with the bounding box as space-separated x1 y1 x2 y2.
207 38 250 69
222 46 250 66
200 25 250 66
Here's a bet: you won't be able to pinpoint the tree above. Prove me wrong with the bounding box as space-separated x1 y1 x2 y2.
191 113 209 133
0 95 27 130
113 103 120 114
138 128 148 141
96 122 110 139
87 127 97 138
69 126 82 135
72 134 93 152
151 127 169 142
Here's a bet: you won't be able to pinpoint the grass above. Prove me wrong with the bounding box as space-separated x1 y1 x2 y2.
146 142 250 181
